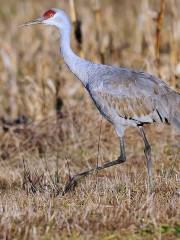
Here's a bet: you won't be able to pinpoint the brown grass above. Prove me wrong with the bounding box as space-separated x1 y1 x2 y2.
0 0 180 239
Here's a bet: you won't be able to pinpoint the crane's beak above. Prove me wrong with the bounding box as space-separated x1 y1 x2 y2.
20 17 44 27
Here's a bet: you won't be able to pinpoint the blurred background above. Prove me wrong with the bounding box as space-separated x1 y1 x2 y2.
0 2 179 238
0 0 179 122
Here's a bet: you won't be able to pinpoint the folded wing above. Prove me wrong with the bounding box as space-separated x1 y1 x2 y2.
93 68 179 125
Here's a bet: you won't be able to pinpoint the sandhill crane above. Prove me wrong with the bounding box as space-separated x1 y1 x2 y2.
22 8 180 190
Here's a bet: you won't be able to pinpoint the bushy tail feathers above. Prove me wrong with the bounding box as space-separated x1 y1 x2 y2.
157 90 180 131
169 91 180 131
171 112 180 130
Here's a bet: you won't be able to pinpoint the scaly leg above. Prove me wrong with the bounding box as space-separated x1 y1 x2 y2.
138 126 153 188
62 136 126 195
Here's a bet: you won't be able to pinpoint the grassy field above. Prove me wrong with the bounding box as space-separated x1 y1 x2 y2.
0 0 180 239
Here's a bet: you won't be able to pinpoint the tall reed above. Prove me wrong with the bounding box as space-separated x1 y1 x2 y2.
156 0 165 75
69 0 83 57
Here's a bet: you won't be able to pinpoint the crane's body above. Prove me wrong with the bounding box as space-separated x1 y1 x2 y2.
22 8 180 187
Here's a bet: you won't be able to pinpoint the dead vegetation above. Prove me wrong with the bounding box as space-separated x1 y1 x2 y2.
0 0 179 239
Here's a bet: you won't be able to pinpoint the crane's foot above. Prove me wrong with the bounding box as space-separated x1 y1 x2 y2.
62 156 126 196
62 168 96 195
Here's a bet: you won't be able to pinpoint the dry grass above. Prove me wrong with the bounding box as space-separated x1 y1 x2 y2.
0 0 180 239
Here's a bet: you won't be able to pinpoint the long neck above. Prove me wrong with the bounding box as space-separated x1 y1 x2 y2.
59 24 90 87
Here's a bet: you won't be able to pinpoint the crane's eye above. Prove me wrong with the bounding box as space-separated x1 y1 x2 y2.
43 10 56 19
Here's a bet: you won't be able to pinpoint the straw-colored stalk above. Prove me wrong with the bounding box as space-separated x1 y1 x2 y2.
1 43 18 118
69 0 83 57
92 0 105 64
169 0 178 88
69 0 77 23
156 0 165 74
38 57 48 117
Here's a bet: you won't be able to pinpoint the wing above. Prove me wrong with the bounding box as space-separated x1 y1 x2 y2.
92 67 174 124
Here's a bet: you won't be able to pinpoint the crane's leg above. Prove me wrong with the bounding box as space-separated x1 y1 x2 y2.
138 126 153 188
100 136 126 168
63 136 126 195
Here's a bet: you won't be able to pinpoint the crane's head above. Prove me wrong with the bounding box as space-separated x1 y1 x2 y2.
22 8 71 30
